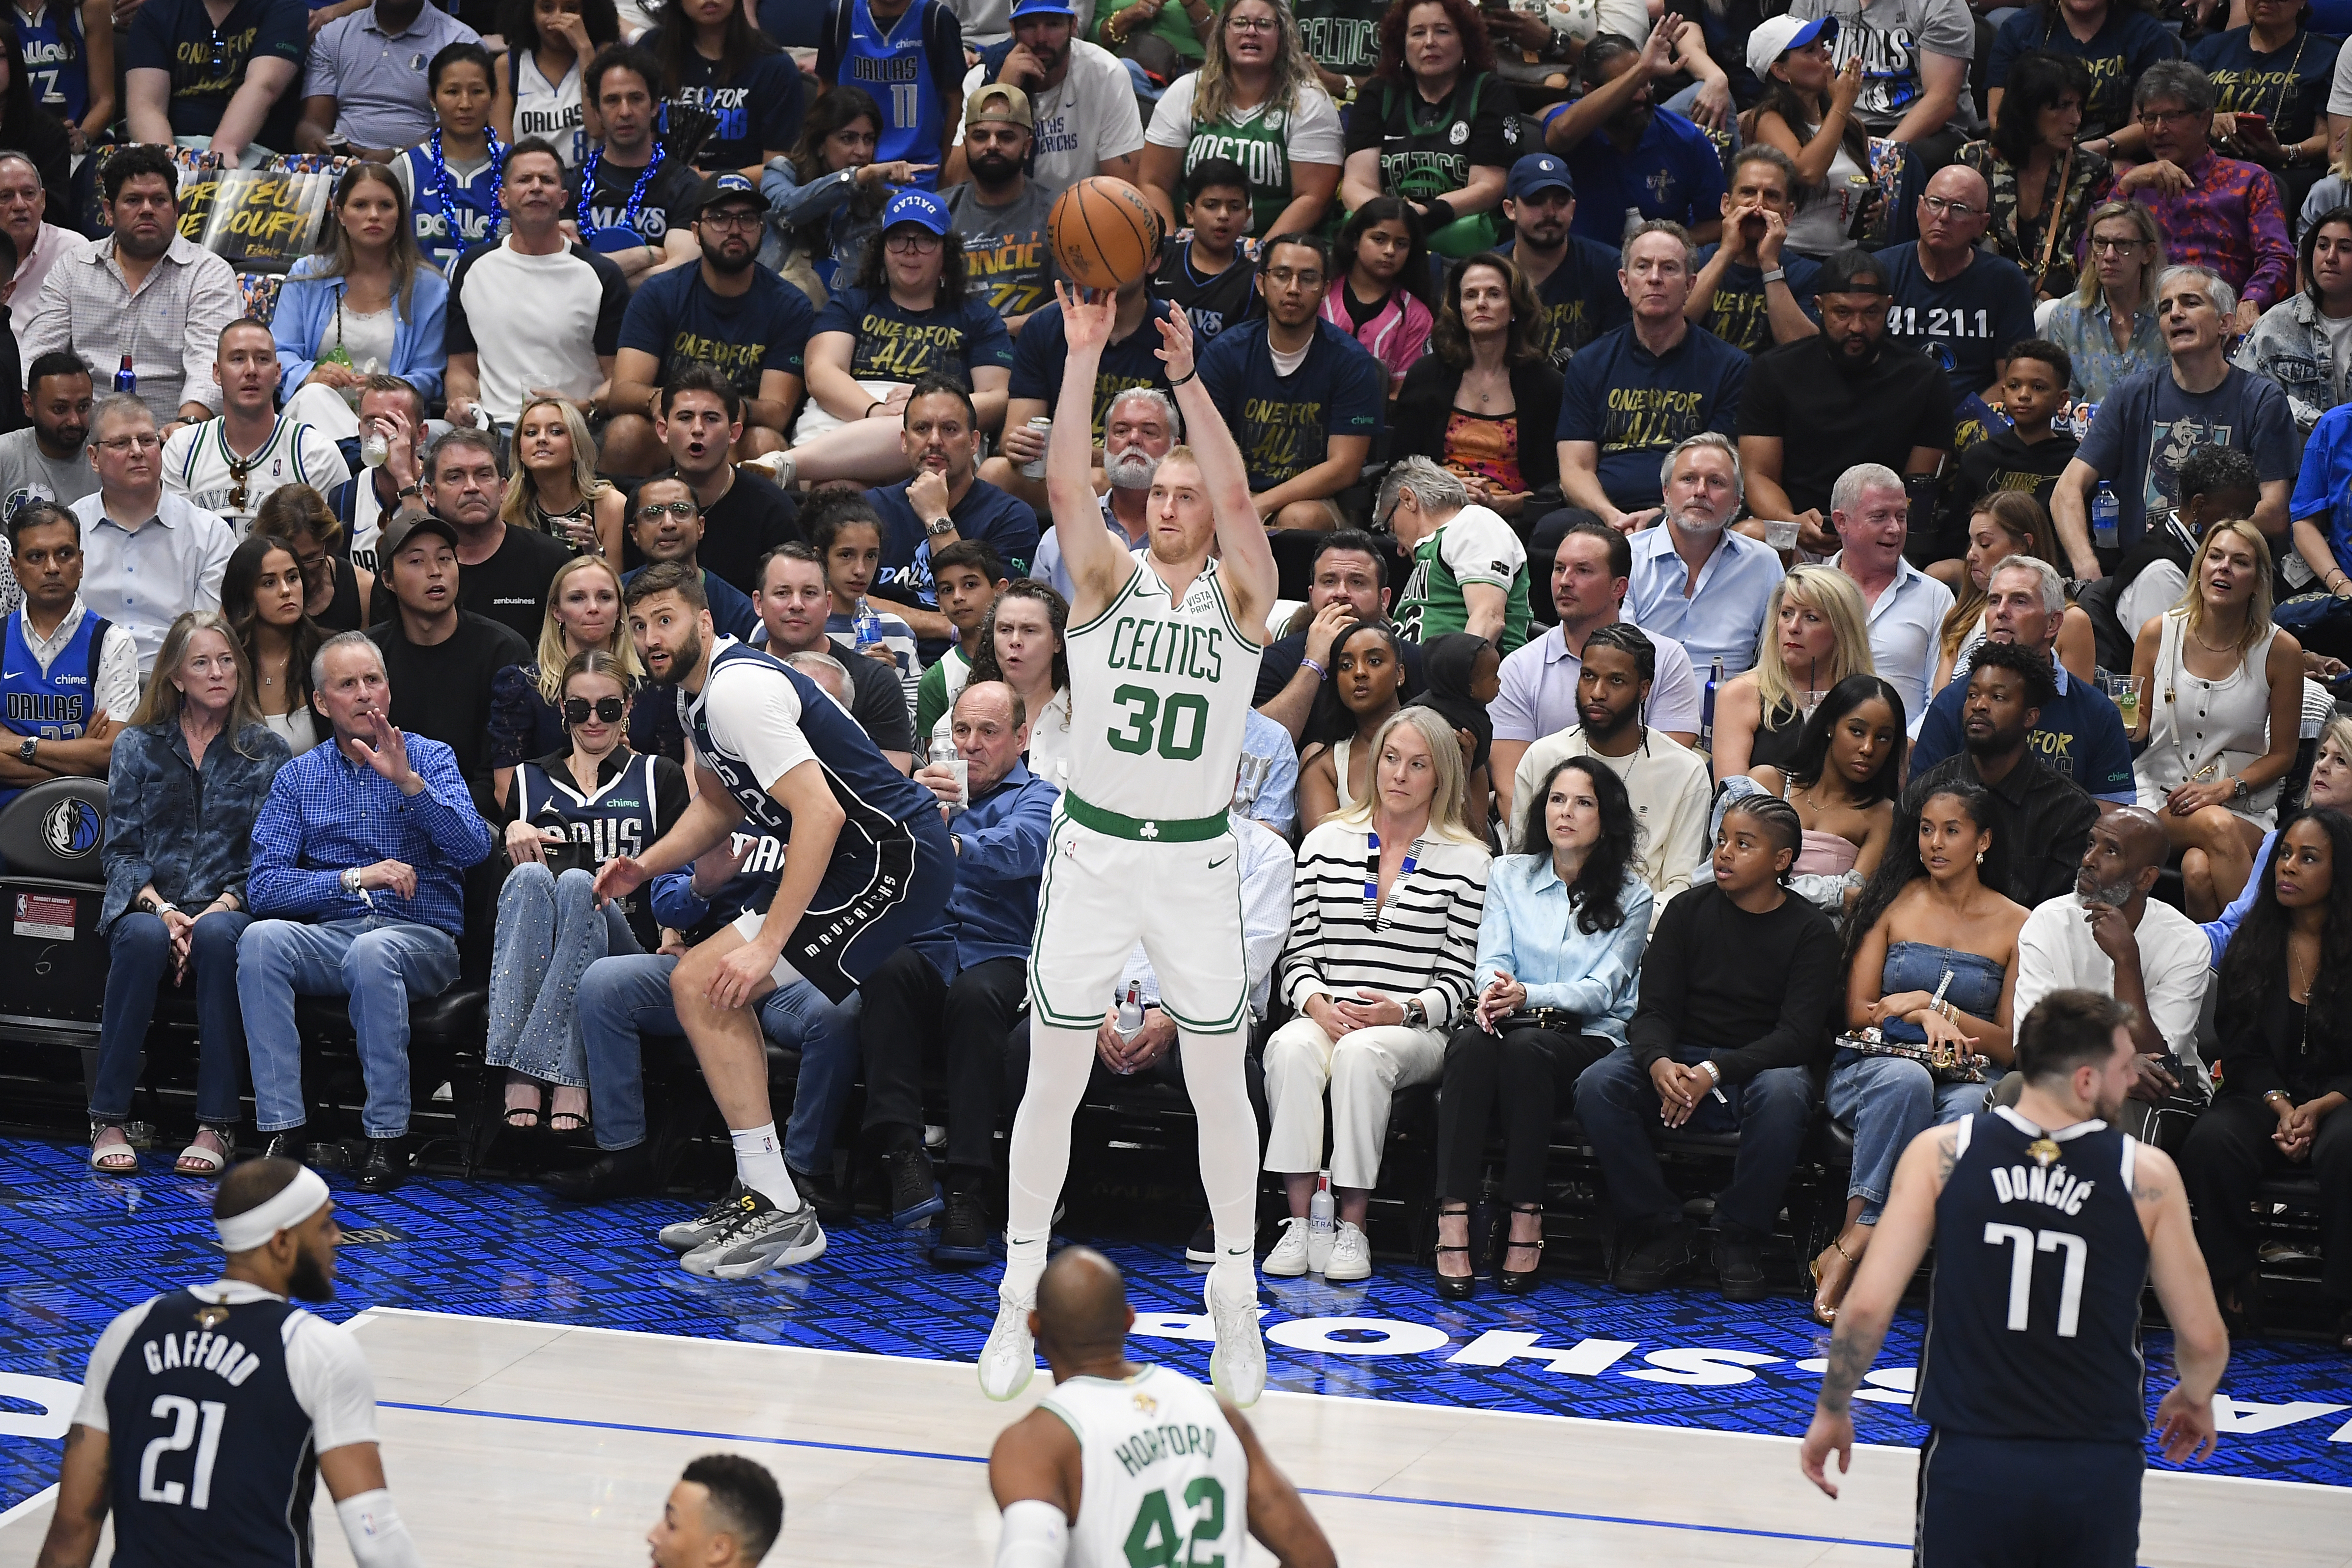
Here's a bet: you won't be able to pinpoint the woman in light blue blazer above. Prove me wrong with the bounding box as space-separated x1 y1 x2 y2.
271 162 451 406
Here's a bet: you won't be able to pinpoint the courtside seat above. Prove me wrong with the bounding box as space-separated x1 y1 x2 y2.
0 779 114 1060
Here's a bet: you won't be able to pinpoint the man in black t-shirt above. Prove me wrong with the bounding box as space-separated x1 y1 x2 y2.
638 367 801 596
411 428 573 645
751 540 915 772
123 0 307 163
1874 165 2038 404
1495 153 1627 368
576 46 704 290
1739 248 1955 552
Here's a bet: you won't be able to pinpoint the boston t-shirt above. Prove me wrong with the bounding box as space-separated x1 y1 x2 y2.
1007 297 1175 438
1874 241 2039 401
1555 321 1748 510
1693 246 1823 355
2076 363 2298 552
617 263 818 400
1499 234 1629 368
812 285 1016 385
1196 317 1386 493
574 150 703 253
124 0 308 151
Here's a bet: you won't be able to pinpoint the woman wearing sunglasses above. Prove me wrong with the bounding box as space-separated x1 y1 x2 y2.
490 648 690 1134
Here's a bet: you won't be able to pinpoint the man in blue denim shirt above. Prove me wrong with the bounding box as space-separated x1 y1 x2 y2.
238 631 495 1192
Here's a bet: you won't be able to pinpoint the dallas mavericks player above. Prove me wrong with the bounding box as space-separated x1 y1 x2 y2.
36 1160 422 1568
1801 991 2229 1565
988 1248 1334 1568
980 287 1278 1405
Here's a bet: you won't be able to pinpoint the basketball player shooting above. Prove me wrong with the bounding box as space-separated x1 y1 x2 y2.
979 283 1278 1407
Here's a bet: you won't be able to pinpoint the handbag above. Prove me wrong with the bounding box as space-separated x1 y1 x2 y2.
1836 1026 1992 1084
1499 1007 1579 1036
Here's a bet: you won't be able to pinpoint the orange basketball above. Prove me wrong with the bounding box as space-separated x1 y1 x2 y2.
1049 176 1162 293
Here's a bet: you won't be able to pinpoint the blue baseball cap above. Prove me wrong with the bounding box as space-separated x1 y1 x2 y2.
1507 154 1574 201
882 188 951 235
1009 0 1076 18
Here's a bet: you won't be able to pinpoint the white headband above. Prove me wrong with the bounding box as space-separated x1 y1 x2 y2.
215 1167 331 1253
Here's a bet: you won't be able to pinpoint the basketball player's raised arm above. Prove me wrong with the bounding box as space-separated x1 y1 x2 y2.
2134 1143 2227 1463
1224 1402 1338 1568
1046 283 1141 622
1801 1125 1952 1499
1162 305 1278 641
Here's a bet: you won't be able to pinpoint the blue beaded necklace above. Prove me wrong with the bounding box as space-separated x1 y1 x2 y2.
429 125 506 234
576 142 665 245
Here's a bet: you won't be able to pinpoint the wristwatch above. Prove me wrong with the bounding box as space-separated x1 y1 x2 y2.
340 867 364 894
137 894 176 916
924 515 958 539
16 736 34 763
1760 267 1787 285
2231 777 2250 801
1403 998 1429 1029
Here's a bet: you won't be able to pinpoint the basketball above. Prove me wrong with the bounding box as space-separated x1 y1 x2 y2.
1049 176 1162 292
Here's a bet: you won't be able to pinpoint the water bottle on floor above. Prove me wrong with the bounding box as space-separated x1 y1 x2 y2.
1307 1171 1335 1274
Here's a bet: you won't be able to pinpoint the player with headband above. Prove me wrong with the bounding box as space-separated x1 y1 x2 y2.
36 1159 424 1568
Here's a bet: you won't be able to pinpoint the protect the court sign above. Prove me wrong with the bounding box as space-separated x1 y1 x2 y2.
187 167 334 274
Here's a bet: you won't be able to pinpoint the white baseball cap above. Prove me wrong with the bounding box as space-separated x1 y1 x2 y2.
1746 15 1837 83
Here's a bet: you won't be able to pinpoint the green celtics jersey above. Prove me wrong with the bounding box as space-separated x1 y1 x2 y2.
1182 102 1294 238
1037 1365 1248 1568
1393 503 1532 655
1291 0 1384 77
1064 557 1262 821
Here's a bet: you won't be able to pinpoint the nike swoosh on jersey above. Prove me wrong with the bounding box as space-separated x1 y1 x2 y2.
1207 855 1230 869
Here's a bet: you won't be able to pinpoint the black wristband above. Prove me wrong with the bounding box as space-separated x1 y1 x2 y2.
1168 365 1197 387
1424 196 1456 229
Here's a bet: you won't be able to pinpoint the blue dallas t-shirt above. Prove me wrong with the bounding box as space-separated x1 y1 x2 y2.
619 263 818 401
1498 234 1630 368
1197 317 1385 494
1990 5 2181 134
1554 320 1748 511
1692 245 1823 355
2077 363 2298 550
124 0 308 151
1874 242 2039 402
1911 657 2137 802
812 286 1016 385
638 35 807 171
864 474 1040 660
1556 105 1728 244
1007 297 1176 440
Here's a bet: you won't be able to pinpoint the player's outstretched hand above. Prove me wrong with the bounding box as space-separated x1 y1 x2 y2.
1155 302 1197 385
1799 1408 1853 1498
594 855 649 902
2153 1385 2219 1464
1054 281 1118 354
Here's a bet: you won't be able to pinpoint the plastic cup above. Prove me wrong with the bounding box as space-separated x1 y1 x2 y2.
1764 519 1800 551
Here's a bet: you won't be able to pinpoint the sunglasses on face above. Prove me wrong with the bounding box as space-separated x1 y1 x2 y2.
635 500 697 522
564 695 627 725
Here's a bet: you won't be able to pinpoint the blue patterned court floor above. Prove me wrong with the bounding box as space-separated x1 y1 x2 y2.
0 1135 2345 1516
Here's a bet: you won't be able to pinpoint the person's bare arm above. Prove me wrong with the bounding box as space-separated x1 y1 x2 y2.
1171 302 1278 631
2134 1143 2228 1463
971 365 1011 432
1271 162 1341 237
445 353 483 424
803 331 877 422
1548 18 1681 155
1461 581 1506 644
125 67 174 145
1339 147 1383 213
76 0 113 143
32 1424 108 1568
1490 736 1530 824
30 717 122 776
1737 434 1801 523
1225 1401 1338 1568
1709 675 1761 780
2050 457 2101 579
605 346 664 425
1450 164 1506 220
209 55 300 163
1137 140 1185 230
1557 440 1632 527
751 367 802 436
2295 515 2347 594
1887 49 1965 146
292 93 342 154
1685 239 1735 327
2253 477 2291 545
1252 433 1369 520
1047 285 1142 621
1257 598 1354 742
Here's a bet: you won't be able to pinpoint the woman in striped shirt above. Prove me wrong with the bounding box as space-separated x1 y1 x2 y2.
1262 705 1491 1284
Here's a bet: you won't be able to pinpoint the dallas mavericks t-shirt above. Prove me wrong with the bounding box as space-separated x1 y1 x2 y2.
1554 321 1748 510
812 286 1016 385
1874 241 2039 400
943 181 1060 321
1692 246 1823 354
1154 239 1259 343
1196 317 1384 494
1008 298 1175 438
633 39 806 170
619 263 818 400
1499 235 1628 368
2075 363 2297 550
574 153 703 253
124 0 308 152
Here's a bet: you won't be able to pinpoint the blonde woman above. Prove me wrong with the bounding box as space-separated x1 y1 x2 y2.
1137 0 1344 238
1709 565 1875 781
489 554 659 809
504 394 627 561
2041 200 2167 403
1262 705 1491 1282
1930 491 2097 695
2129 518 2306 917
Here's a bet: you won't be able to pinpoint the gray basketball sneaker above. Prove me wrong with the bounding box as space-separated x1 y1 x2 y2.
659 1182 753 1254
681 1191 828 1279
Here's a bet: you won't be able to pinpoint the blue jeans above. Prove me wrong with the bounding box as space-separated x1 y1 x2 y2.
575 952 861 1171
486 865 638 1088
1573 1043 1818 1238
237 916 462 1138
90 909 252 1125
1827 1051 2001 1224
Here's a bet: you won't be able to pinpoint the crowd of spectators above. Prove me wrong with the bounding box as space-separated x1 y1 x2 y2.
4 0 2352 1346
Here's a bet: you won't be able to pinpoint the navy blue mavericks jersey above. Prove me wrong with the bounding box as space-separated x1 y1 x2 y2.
0 605 109 810
1914 1107 2151 1445
512 747 681 944
840 0 942 176
14 1 87 123
103 1290 320 1568
399 143 502 277
682 638 934 835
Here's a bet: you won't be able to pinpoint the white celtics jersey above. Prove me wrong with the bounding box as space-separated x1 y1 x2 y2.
1039 1366 1249 1568
1064 557 1262 823
162 416 352 535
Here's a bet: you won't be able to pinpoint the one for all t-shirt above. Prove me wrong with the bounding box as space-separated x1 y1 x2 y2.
1555 323 1749 511
1196 318 1385 494
124 0 309 151
618 264 818 400
811 286 1016 386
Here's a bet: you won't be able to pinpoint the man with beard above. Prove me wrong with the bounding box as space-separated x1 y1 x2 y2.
1687 146 1822 355
645 367 801 599
1801 991 2226 1558
1506 622 1710 926
1739 249 1955 554
864 374 1039 659
985 272 1175 509
2010 808 2213 1139
1495 154 1627 369
1544 23 1726 246
1909 639 2098 908
605 176 819 476
942 85 1060 339
1623 431 1782 678
38 1159 432 1568
161 320 351 534
949 0 1141 193
596 561 956 1279
1874 165 2037 406
21 146 239 430
0 351 97 533
1028 385 1171 603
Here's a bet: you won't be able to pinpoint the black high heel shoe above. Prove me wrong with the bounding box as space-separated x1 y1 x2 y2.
1434 1201 1475 1301
1496 1203 1545 1294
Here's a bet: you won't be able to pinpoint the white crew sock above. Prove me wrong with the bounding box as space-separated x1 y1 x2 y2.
730 1123 801 1211
1002 1229 1049 1305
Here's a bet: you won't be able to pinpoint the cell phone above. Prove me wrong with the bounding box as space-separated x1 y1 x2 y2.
2237 112 2268 131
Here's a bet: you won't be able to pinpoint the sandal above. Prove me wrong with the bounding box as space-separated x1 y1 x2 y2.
1496 1202 1545 1295
174 1126 232 1177
88 1123 137 1174
503 1079 544 1131
1434 1201 1475 1301
547 1087 590 1136
1810 1231 1862 1327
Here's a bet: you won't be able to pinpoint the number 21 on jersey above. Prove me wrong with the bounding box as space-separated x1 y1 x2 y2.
1125 1476 1225 1567
139 1396 228 1507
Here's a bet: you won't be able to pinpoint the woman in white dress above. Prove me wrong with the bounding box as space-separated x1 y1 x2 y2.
2129 517 2307 919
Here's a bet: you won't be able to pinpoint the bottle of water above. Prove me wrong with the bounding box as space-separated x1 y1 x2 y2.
1116 981 1144 1041
1699 656 1724 756
1622 205 1644 241
2091 483 2121 552
1306 1171 1336 1274
113 354 135 395
929 732 967 807
853 596 883 651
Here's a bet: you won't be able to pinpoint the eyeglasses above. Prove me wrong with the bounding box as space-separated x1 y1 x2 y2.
2090 236 2150 254
635 499 697 521
699 208 763 231
563 695 627 725
1226 13 1278 29
1918 194 1983 219
2138 108 2200 130
885 231 943 252
1265 266 1323 287
97 433 161 452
